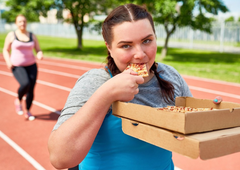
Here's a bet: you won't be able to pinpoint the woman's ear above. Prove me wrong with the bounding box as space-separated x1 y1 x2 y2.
105 42 112 54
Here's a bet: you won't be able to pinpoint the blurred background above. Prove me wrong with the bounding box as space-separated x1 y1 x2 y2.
1 0 239 83
0 0 240 53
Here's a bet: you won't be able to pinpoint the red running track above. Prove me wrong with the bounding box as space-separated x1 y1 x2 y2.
0 54 240 170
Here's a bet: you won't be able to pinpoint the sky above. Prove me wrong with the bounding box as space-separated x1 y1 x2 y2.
219 0 240 20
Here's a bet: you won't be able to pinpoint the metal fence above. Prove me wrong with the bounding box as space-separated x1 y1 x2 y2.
1 20 240 53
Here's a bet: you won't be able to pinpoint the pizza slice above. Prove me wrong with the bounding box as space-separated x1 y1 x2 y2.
125 63 149 77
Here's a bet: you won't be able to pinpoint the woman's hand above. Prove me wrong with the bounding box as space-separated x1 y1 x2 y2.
36 51 43 60
106 69 144 102
6 62 14 69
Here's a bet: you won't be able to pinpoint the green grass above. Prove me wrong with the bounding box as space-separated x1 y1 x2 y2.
38 36 108 63
160 48 240 83
1 33 240 84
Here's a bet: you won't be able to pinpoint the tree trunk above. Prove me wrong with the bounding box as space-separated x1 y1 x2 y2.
160 23 176 60
76 27 83 49
70 8 84 49
160 33 171 60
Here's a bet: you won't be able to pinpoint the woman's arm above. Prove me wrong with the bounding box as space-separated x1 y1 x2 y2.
32 34 43 60
48 70 144 169
3 32 14 69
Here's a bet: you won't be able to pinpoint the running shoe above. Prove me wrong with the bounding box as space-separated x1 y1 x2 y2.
14 99 23 115
24 111 35 121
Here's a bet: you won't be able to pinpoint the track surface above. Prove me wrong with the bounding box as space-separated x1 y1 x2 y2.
0 54 240 170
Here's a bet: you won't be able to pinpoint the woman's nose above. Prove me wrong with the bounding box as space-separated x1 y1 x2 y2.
134 45 146 59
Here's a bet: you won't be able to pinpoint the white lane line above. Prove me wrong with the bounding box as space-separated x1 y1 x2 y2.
37 80 71 91
0 62 80 78
0 131 45 170
2 70 240 99
1 60 240 100
39 68 80 78
39 56 103 66
37 60 91 71
182 75 240 87
189 85 240 99
0 71 71 92
0 87 61 115
1 60 240 88
0 70 12 76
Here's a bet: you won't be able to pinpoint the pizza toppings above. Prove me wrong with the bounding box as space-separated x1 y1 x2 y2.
158 106 215 113
125 63 149 77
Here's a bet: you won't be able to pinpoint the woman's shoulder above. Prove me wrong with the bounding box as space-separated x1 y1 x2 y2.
6 31 15 41
156 62 183 81
7 31 15 36
85 68 110 77
76 68 111 83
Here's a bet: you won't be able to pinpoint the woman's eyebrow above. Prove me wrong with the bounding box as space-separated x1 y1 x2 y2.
141 34 154 41
117 41 132 45
117 34 154 45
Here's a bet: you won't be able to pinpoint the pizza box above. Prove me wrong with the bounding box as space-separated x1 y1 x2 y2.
112 97 240 134
121 118 240 160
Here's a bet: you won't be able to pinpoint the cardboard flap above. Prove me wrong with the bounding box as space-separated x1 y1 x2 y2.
121 118 200 159
112 101 186 133
188 127 240 160
188 127 240 141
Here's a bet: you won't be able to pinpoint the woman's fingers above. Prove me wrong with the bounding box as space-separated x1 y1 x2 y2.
134 87 139 94
123 69 144 85
123 69 138 76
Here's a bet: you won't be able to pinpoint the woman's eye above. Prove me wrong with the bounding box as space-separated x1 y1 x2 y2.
121 45 131 49
143 39 152 44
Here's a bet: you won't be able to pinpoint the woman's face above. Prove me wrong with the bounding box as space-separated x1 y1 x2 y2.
15 16 27 31
107 18 157 75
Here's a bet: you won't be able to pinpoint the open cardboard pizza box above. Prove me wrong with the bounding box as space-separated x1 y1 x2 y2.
121 118 240 160
112 97 240 134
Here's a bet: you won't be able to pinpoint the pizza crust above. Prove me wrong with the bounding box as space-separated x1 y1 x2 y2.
158 106 216 113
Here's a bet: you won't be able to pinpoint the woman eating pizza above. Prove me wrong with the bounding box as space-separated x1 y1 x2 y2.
48 4 194 170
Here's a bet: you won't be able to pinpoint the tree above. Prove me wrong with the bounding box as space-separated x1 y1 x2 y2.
55 0 118 49
225 16 234 22
2 0 54 22
134 0 229 60
3 0 119 49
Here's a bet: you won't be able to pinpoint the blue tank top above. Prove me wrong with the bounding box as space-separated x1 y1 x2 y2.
79 67 174 170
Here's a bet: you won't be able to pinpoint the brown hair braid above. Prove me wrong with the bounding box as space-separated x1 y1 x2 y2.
103 4 174 103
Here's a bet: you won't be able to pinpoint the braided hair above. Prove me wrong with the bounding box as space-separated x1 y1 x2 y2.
102 4 174 103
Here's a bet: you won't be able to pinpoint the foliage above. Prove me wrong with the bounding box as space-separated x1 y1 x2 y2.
54 0 119 49
2 0 55 22
132 0 229 59
225 16 234 22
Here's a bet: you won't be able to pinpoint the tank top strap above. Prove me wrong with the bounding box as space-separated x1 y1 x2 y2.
29 32 33 42
13 31 18 40
13 31 33 42
105 66 113 78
